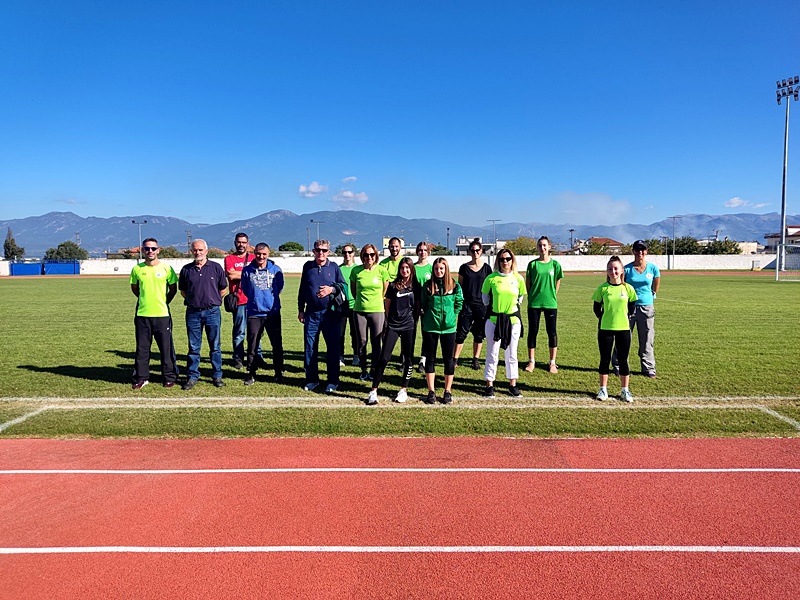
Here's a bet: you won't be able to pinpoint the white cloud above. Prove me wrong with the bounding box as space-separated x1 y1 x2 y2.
332 189 369 208
724 197 746 208
723 197 768 210
553 191 631 225
298 181 328 198
342 176 358 184
58 198 84 205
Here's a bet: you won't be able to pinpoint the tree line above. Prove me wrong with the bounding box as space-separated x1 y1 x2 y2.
503 235 742 256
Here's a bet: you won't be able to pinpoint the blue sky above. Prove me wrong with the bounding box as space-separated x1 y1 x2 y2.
2 0 799 227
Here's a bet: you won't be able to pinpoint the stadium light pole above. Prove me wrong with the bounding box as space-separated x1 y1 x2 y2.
487 219 501 255
185 230 192 254
776 75 799 277
568 228 575 252
310 219 324 242
131 220 147 260
669 215 682 270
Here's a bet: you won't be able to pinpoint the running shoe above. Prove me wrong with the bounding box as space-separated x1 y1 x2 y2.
212 378 225 388
304 382 319 392
132 380 149 390
394 389 408 403
325 384 338 393
339 360 346 367
417 360 426 373
367 390 379 405
359 372 373 381
182 379 198 391
483 385 495 398
244 376 255 386
620 389 634 403
471 357 480 370
508 384 522 397
351 356 360 367
596 388 608 401
442 390 453 404
423 390 437 404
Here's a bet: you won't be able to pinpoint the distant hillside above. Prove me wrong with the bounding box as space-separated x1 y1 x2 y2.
1 210 795 257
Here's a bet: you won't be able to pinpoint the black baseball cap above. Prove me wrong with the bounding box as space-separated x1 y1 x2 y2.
632 240 648 251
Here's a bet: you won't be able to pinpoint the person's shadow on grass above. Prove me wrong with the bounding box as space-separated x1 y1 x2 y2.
17 363 131 384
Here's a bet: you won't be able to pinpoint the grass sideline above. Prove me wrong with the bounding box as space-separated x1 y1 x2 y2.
1 272 798 438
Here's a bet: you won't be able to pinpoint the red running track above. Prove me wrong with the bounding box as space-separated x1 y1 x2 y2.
0 438 798 598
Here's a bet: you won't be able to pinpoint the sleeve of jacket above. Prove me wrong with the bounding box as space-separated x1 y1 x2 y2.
274 265 284 296
454 283 463 315
297 263 309 311
240 268 251 299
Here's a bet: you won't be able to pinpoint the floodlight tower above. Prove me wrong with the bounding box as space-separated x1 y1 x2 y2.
132 220 147 260
487 219 501 255
310 219 324 242
568 228 575 251
776 75 799 276
669 215 682 270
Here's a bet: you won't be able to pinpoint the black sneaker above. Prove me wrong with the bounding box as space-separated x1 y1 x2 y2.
471 358 480 370
182 379 198 391
483 385 495 397
212 378 225 388
509 384 522 397
244 376 255 386
233 359 244 370
423 390 437 404
442 390 453 404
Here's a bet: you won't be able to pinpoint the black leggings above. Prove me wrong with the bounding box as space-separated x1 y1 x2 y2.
246 314 284 375
527 307 558 349
355 311 384 374
598 329 631 376
372 328 415 388
422 331 456 375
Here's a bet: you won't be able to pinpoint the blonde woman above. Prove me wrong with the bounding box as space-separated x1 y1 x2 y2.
524 236 563 373
481 248 525 397
349 243 390 381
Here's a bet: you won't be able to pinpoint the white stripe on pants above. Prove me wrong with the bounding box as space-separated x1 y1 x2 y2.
483 320 521 381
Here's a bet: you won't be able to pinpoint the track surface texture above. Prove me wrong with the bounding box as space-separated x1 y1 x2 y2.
1 438 798 599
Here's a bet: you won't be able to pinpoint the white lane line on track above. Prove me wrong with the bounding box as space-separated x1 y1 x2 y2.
1 468 798 474
1 545 798 555
0 408 48 433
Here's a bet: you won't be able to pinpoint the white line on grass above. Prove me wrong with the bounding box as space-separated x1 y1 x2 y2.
1 467 798 475
0 408 48 433
757 406 800 431
1 545 798 555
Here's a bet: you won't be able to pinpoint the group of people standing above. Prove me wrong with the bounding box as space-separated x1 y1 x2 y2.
130 233 660 404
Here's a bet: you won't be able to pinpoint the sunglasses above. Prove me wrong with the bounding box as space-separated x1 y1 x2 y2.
470 248 481 253
498 256 512 262
313 248 330 253
143 247 158 252
343 250 354 254
365 252 376 258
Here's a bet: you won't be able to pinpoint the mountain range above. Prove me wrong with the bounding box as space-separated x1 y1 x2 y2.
1 210 796 258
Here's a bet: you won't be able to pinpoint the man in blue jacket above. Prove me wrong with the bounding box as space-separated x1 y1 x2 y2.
240 243 284 385
297 239 346 393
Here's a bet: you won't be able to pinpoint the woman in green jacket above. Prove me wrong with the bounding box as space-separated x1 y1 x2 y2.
421 257 463 404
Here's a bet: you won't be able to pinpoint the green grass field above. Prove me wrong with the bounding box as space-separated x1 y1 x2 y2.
0 272 798 438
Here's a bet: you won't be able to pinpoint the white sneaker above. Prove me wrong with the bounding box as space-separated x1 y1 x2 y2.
394 389 408 403
366 390 378 405
596 388 608 401
620 389 634 403
325 384 338 393
304 382 319 392
339 360 346 367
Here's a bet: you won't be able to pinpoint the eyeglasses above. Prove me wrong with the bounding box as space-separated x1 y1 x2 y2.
498 256 512 262
313 248 329 253
143 247 158 252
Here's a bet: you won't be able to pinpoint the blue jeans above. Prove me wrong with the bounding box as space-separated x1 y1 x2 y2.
304 309 341 385
186 306 223 380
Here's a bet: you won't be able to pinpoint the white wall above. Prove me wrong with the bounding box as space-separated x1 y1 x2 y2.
0 254 776 277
